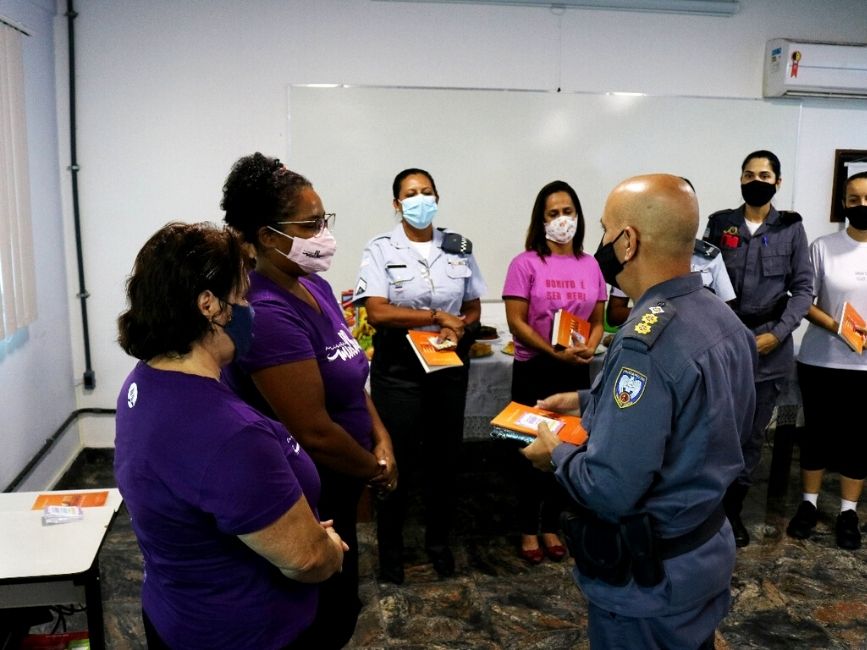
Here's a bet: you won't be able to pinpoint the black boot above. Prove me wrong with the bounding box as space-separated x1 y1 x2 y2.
724 483 750 548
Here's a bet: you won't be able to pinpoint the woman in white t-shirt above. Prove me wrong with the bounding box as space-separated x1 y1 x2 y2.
786 171 867 550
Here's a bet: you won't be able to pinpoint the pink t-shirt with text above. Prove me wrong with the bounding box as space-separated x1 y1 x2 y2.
502 251 607 361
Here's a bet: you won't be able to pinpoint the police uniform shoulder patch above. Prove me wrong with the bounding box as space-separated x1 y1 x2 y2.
778 210 803 225
613 366 647 409
622 303 675 349
693 239 720 259
354 277 367 297
441 232 473 255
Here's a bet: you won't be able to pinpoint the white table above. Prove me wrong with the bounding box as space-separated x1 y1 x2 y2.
0 488 123 649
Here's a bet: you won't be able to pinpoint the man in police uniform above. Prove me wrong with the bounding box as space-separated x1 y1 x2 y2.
523 174 757 649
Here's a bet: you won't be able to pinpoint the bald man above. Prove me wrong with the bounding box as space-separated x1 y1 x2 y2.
523 175 757 649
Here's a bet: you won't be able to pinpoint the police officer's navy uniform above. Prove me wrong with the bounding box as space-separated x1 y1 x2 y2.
703 206 812 487
552 273 757 648
353 222 486 567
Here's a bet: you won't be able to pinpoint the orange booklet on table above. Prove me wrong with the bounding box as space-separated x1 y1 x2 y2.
551 309 591 349
489 401 588 446
838 301 866 354
405 329 464 373
32 490 109 510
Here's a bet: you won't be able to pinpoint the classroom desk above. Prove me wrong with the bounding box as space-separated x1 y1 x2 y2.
0 488 123 649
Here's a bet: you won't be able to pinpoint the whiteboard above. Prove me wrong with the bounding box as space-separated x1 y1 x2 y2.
287 86 800 299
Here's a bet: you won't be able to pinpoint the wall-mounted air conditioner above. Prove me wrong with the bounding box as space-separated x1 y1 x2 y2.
763 39 867 99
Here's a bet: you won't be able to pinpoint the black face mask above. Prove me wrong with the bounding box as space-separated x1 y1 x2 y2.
741 180 777 207
594 230 626 289
844 205 867 231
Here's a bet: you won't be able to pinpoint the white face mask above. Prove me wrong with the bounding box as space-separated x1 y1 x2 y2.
268 226 337 273
545 216 578 244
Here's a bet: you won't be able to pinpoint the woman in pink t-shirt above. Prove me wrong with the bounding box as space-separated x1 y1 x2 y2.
502 180 607 564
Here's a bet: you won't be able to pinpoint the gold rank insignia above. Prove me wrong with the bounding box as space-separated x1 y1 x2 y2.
724 226 738 235
634 306 664 335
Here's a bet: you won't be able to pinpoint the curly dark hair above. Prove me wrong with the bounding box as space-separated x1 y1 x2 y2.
525 180 585 258
221 152 312 249
118 222 246 361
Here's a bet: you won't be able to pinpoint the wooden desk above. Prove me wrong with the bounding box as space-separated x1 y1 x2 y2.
0 489 123 649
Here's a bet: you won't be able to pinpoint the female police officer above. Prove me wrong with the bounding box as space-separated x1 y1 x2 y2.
703 150 812 547
353 168 486 583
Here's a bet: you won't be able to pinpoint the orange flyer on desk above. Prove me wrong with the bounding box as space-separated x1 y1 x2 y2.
405 329 464 373
551 309 591 349
32 490 109 510
838 301 865 354
490 401 588 445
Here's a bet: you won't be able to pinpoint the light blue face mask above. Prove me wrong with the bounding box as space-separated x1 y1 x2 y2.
400 194 438 229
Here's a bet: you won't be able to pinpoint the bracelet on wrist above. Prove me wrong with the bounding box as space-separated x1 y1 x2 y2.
430 308 438 324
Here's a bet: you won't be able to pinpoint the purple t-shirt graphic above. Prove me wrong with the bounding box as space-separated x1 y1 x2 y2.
225 271 373 451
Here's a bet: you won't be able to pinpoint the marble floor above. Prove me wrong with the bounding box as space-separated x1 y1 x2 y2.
26 434 867 649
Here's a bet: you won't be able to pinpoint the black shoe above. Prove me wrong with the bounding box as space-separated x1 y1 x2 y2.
427 545 455 577
786 501 818 540
378 548 405 585
728 513 750 547
835 510 862 550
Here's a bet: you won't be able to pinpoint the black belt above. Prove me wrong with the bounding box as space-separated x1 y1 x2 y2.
657 504 727 560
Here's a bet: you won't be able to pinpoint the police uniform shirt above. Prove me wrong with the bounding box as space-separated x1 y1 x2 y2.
552 273 757 615
704 205 812 380
353 223 487 320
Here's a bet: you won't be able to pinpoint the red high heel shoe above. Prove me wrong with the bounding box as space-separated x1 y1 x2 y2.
519 547 545 565
543 544 567 562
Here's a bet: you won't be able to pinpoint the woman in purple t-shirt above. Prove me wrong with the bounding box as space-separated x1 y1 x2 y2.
502 180 607 565
115 223 346 649
221 153 397 648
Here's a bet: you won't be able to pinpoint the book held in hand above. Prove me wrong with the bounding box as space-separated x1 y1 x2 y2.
406 329 464 373
551 309 591 349
489 401 588 446
838 301 865 354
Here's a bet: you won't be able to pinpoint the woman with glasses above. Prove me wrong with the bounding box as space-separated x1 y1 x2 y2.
115 222 347 649
352 168 486 584
221 153 396 648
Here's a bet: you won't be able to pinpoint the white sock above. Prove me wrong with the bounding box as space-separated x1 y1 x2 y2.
803 493 818 507
841 499 858 513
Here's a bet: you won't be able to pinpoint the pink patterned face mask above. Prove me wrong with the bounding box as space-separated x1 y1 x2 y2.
268 226 337 273
545 216 578 244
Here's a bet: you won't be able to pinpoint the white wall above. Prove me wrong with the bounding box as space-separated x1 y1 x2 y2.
2 0 867 485
0 0 78 490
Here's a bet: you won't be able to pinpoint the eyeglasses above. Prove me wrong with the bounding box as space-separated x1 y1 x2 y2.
275 213 336 236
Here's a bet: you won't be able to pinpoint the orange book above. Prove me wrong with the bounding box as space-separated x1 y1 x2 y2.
32 490 109 510
551 309 591 349
838 301 865 354
405 329 464 373
490 401 588 446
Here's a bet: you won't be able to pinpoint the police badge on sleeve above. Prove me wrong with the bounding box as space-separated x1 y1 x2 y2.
613 367 647 409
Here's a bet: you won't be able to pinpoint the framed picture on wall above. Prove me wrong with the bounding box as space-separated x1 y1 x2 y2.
831 149 867 222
